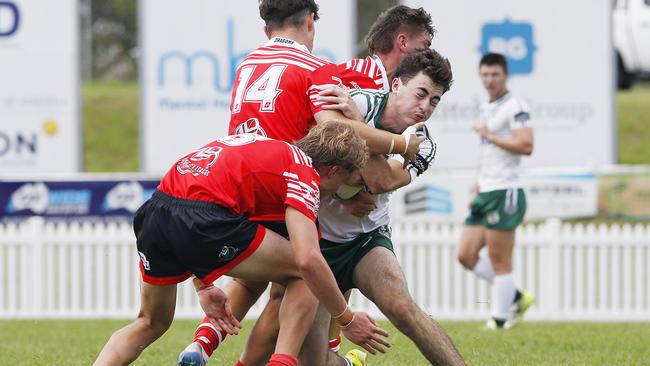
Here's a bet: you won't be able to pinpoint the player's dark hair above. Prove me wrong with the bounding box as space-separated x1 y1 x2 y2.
394 48 453 93
365 5 434 55
480 52 509 74
259 0 319 32
295 121 368 172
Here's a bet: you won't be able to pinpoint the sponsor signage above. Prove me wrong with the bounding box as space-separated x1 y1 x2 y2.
0 178 160 220
390 169 598 223
402 0 614 169
0 0 80 172
141 0 355 173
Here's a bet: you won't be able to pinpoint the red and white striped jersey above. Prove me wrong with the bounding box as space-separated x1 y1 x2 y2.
228 37 342 143
339 55 390 92
158 134 320 223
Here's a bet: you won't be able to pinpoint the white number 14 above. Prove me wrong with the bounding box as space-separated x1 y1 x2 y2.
232 65 287 113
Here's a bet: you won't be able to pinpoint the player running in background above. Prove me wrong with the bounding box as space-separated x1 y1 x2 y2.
457 52 536 330
93 122 386 366
178 1 424 365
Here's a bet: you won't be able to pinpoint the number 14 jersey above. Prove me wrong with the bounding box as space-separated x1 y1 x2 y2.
228 37 341 143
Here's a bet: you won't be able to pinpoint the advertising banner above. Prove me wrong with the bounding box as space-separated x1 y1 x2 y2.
390 168 598 223
402 0 614 169
0 176 160 221
141 0 355 173
0 0 80 173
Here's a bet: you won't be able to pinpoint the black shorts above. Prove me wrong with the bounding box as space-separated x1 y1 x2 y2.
134 190 266 285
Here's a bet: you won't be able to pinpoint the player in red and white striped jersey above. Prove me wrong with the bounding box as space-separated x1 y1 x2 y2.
94 122 383 366
338 5 434 93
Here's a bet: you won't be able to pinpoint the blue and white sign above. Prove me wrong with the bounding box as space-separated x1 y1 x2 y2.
390 168 598 223
141 0 355 173
0 178 159 220
402 0 614 169
479 19 537 75
0 0 80 173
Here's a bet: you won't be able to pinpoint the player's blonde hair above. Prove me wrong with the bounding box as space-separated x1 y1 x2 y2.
295 120 368 172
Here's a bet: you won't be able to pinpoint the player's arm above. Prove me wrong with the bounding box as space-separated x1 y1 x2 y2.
314 109 420 161
362 155 411 194
285 206 390 353
475 124 533 155
364 128 437 194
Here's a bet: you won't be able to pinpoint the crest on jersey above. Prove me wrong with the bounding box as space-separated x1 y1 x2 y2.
177 146 223 176
234 118 267 137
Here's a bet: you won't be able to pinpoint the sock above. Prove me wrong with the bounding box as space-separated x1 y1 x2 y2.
492 273 517 320
194 316 228 357
266 353 298 366
472 255 495 284
234 361 245 366
328 336 342 353
344 358 353 366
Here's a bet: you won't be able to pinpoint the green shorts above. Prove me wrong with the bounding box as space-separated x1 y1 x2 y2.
320 226 394 293
465 188 526 230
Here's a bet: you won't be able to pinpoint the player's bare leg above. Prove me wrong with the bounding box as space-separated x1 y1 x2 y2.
457 225 486 270
353 247 465 366
299 304 349 366
94 283 177 365
237 284 284 366
458 225 495 284
182 278 269 364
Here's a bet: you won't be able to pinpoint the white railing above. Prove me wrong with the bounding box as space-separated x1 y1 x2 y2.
1 217 650 321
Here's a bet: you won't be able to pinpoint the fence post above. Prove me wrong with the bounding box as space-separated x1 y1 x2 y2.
26 217 45 317
543 218 562 319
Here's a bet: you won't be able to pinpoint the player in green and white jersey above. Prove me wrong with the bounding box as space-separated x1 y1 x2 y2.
457 53 536 330
310 49 465 366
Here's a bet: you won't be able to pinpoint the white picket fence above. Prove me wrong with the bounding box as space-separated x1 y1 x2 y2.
1 217 650 321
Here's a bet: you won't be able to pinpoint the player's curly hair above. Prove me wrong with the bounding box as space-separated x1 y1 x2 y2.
295 120 368 172
365 5 434 55
259 0 319 32
394 48 453 93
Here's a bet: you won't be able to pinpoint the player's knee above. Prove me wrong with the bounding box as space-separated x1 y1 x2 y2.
488 252 511 271
457 249 477 269
384 298 418 331
134 313 172 336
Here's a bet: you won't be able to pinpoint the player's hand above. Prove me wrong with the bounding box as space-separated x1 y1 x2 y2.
472 122 490 139
197 284 241 335
401 124 427 166
340 190 376 217
318 86 365 122
405 125 436 178
341 312 391 355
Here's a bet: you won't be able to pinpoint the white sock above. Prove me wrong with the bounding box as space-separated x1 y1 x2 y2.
472 256 495 284
491 273 516 320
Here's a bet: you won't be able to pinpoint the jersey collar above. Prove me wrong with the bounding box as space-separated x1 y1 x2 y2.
489 91 511 106
372 55 391 92
266 37 311 53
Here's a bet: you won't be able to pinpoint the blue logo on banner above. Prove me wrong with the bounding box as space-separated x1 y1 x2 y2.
157 18 338 94
479 19 537 75
403 185 452 215
0 1 20 37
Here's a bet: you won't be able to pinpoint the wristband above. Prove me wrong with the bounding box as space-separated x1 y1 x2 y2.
335 306 354 326
339 313 356 329
388 138 395 155
401 126 417 155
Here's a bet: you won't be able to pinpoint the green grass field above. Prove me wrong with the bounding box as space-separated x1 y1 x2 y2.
81 81 650 172
1 319 649 365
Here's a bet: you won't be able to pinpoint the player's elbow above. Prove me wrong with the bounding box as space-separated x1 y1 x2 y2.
295 250 322 277
366 176 397 194
521 141 534 156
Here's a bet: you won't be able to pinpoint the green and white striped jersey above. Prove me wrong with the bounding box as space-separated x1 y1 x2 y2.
319 89 436 242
